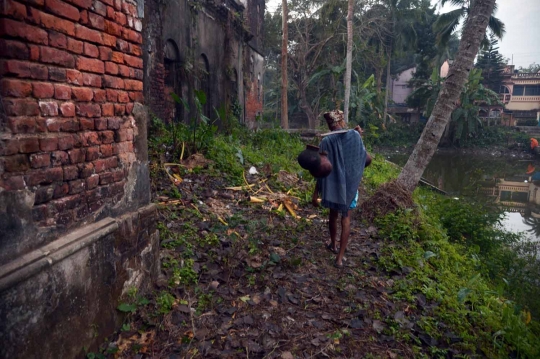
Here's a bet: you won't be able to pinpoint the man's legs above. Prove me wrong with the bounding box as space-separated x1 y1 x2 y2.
328 209 339 251
336 211 351 266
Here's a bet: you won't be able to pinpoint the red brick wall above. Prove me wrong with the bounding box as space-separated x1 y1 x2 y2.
0 0 143 229
245 79 262 126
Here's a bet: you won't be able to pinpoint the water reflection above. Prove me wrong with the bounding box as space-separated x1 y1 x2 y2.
387 153 540 240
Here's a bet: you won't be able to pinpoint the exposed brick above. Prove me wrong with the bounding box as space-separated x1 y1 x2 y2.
3 154 30 172
124 79 143 91
114 104 125 116
114 11 126 26
82 72 102 87
0 19 48 45
80 118 95 130
111 51 124 64
102 33 116 47
54 84 72 100
69 179 86 194
105 61 118 75
33 9 76 36
121 2 137 16
72 87 94 101
113 0 121 10
75 24 103 44
67 37 83 54
60 118 80 132
104 20 122 36
100 143 113 157
52 194 81 211
1 139 20 156
133 19 142 32
125 103 134 114
128 91 143 102
58 135 75 150
33 82 55 98
115 38 128 52
79 9 88 24
93 0 107 15
128 43 142 56
36 118 48 133
0 0 27 19
94 156 117 172
121 28 142 44
53 183 69 198
107 117 121 129
34 186 54 204
117 64 129 77
39 101 59 116
51 150 69 165
0 39 29 60
49 67 67 82
4 98 40 116
106 5 115 19
86 174 99 189
66 69 83 85
28 45 43 61
65 0 92 9
99 130 114 144
1 60 48 80
7 117 36 134
45 0 80 21
26 167 63 186
60 102 76 117
0 175 26 190
79 162 94 177
63 165 79 180
95 118 107 130
103 75 124 89
130 68 143 80
105 89 118 102
83 42 99 58
30 153 51 168
19 137 40 153
99 171 114 185
1 78 33 97
76 103 101 117
77 56 104 74
86 146 100 160
49 31 67 49
113 141 132 154
57 212 74 227
88 12 105 30
40 46 75 67
98 46 112 61
68 148 86 163
40 137 59 151
82 131 100 146
117 91 129 103
93 89 106 102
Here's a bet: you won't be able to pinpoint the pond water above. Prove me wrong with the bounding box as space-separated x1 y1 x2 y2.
387 152 540 241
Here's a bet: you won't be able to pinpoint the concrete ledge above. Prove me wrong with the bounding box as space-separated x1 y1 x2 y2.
0 218 118 292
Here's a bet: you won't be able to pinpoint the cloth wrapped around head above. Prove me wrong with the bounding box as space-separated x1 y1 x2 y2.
323 110 345 131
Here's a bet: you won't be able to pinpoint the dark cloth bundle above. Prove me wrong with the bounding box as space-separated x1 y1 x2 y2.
317 130 366 216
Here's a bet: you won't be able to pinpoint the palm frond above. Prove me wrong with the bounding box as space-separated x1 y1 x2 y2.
433 8 464 46
488 15 506 40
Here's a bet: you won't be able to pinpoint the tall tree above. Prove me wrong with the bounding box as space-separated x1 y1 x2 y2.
397 0 496 193
281 0 289 129
475 34 507 92
433 0 505 49
343 0 355 123
382 0 419 127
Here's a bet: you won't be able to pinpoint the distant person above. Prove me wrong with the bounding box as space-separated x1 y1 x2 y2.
311 110 371 268
530 138 538 152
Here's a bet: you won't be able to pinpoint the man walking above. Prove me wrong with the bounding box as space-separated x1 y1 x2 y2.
312 110 370 268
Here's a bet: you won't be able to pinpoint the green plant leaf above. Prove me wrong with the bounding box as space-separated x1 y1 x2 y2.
121 323 131 331
457 288 472 303
270 252 281 263
424 251 437 260
117 303 137 313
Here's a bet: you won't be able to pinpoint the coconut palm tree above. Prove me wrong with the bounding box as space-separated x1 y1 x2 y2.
433 0 505 48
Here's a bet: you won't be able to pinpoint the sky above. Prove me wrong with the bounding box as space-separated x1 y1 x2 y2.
265 0 540 68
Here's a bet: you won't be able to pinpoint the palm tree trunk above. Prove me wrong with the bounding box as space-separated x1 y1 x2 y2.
281 0 289 129
343 0 354 124
397 0 496 193
383 43 392 128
